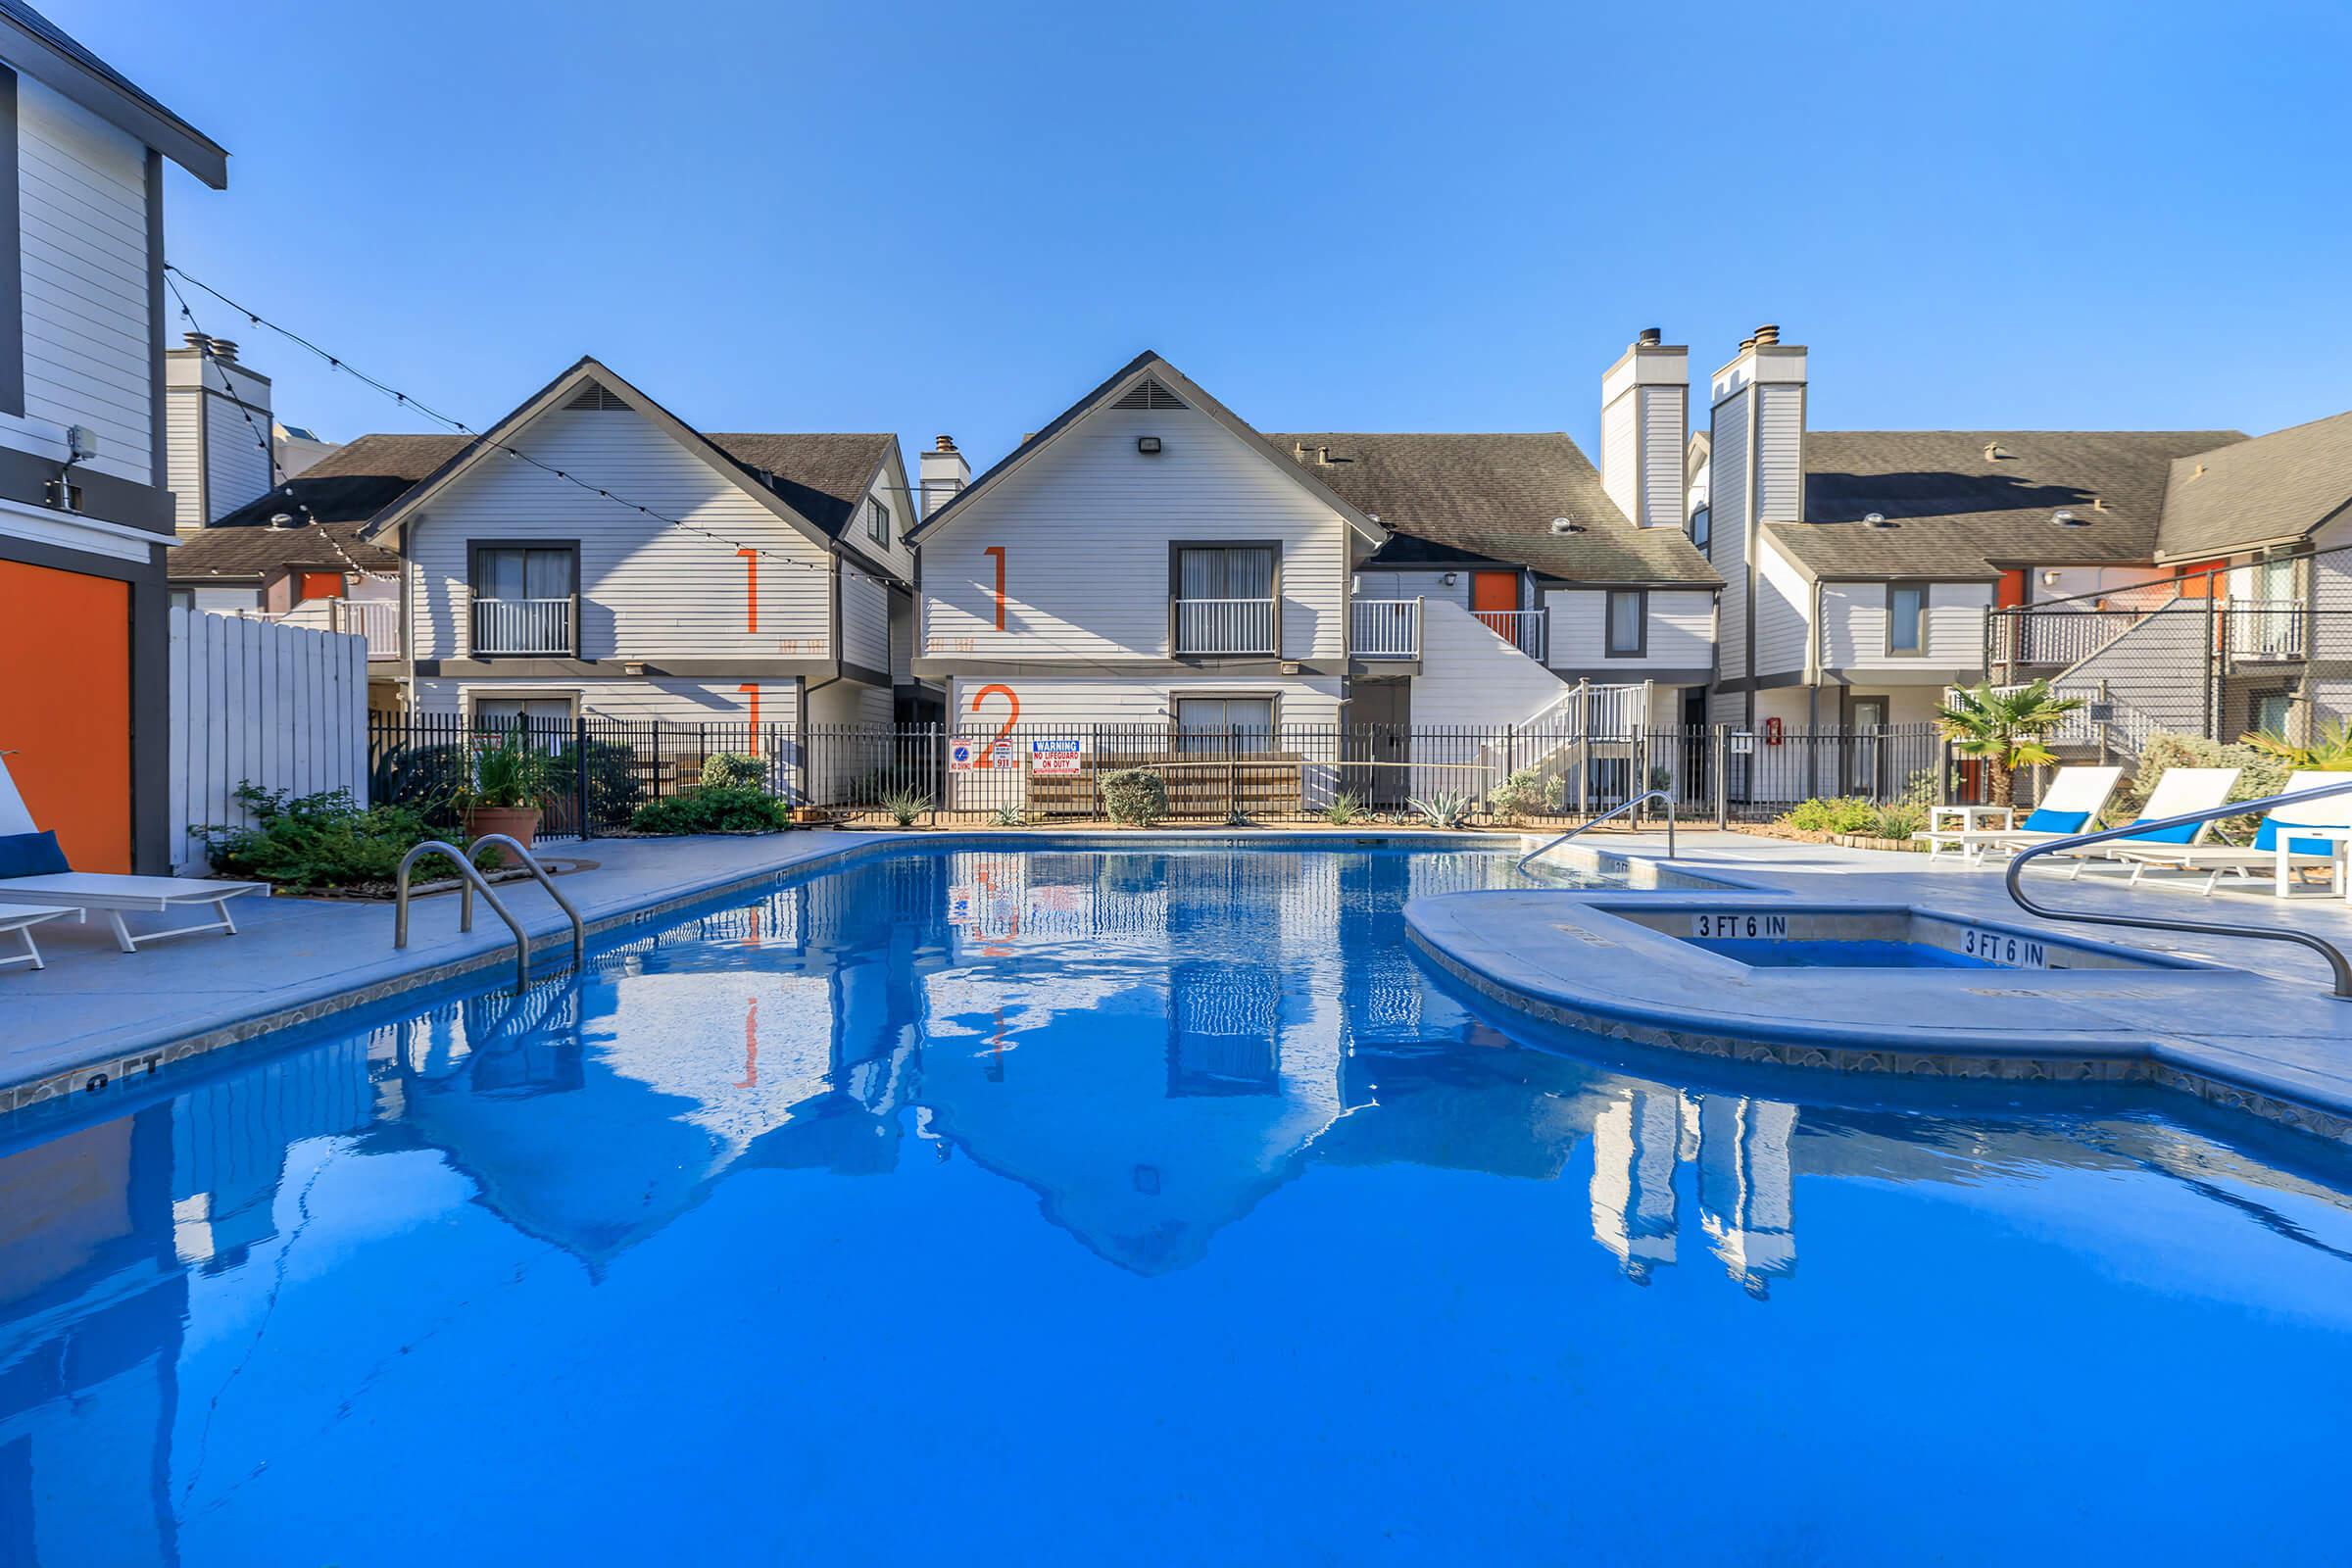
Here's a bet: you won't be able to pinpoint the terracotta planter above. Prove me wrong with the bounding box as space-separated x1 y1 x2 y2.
466 806 543 864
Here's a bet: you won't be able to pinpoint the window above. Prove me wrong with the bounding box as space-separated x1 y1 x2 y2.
1886 583 1929 657
1690 505 1710 554
1173 545 1277 654
1173 696 1275 755
1605 589 1646 658
468 542 578 656
2250 690 2293 739
865 496 891 546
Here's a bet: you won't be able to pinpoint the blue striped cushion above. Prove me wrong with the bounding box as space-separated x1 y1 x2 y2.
2021 808 2088 834
2253 819 2335 857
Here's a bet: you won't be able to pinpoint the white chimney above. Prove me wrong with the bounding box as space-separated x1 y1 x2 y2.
1708 323 1807 526
165 331 275 535
1599 327 1690 527
918 434 970 517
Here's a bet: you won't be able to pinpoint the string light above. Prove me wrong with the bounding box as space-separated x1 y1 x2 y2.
163 264 915 592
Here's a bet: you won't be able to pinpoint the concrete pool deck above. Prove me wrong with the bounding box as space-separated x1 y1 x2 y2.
1416 829 2352 1142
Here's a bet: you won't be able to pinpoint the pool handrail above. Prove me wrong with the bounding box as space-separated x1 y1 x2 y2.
1517 789 1675 874
2004 778 2352 1000
393 836 583 991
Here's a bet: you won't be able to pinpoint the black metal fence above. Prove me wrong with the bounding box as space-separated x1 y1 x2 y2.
367 713 1973 836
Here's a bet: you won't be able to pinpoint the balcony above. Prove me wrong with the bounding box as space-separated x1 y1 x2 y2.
2225 599 2306 662
1174 597 1275 656
1474 608 1547 662
330 597 401 661
1987 607 2148 669
1351 599 1420 659
471 596 574 657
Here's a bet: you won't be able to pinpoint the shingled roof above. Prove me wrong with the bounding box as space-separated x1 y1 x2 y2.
703 433 899 539
2154 408 2352 561
213 433 470 529
170 520 400 583
1267 432 1720 585
1764 429 2242 579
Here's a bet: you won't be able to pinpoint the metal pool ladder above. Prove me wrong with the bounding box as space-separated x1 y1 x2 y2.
394 835 586 992
1517 788 1676 875
2005 778 2352 999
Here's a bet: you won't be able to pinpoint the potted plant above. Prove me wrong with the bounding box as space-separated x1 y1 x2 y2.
463 730 556 861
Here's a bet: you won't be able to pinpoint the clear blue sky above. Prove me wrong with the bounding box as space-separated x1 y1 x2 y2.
83 0 2352 472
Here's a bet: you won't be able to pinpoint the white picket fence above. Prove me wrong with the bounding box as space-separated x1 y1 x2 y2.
168 607 369 873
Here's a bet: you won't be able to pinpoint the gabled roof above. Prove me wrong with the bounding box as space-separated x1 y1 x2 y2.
0 1 226 186
168 521 400 583
2155 408 2352 561
1765 429 2241 580
906 352 1389 549
359 358 851 564
214 433 468 530
1266 432 1719 586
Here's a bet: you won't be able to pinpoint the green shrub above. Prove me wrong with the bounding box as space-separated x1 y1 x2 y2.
198 784 493 892
1488 767 1545 820
1321 790 1365 825
369 741 469 828
700 752 766 789
1782 796 1880 835
631 785 795 835
880 787 932 827
1102 768 1167 827
547 738 643 824
2115 732 2292 838
1870 802 1927 841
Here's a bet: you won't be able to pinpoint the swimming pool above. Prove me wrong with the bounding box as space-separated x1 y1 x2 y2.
2 842 2349 1564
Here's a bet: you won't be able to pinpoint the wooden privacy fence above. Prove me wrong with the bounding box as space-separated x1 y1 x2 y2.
169 607 369 872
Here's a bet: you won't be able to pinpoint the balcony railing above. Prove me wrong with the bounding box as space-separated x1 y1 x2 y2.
1987 607 2148 668
1474 608 1547 662
471 596 575 656
2225 599 2306 662
1351 599 1420 659
331 597 401 661
1175 597 1276 656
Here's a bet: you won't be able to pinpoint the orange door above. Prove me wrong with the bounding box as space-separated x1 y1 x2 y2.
2173 561 2227 599
298 571 343 602
0 560 131 871
1996 569 2027 609
1470 571 1518 615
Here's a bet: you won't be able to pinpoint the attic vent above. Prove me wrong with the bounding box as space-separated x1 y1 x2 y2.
1549 516 1585 535
1110 377 1188 411
1983 441 2013 461
564 382 629 412
2052 509 2090 528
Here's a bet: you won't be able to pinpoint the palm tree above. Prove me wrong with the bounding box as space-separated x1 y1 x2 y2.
1934 681 2083 807
2246 717 2352 769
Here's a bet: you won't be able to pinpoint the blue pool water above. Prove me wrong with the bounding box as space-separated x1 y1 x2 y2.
1689 936 1998 968
4 843 2352 1564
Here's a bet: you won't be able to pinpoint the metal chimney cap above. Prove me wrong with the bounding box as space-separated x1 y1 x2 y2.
1636 327 1663 347
1751 323 1781 346
933 434 957 452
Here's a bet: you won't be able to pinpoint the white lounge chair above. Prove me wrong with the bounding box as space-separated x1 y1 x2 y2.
0 904 67 971
1916 765 2124 865
2044 766 2241 879
0 757 264 952
2106 769 2352 896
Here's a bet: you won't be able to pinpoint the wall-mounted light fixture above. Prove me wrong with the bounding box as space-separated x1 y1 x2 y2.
1137 436 1162 455
1442 571 1458 587
2041 569 2064 587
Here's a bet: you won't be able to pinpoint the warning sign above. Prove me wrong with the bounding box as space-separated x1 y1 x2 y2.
1030 739 1084 776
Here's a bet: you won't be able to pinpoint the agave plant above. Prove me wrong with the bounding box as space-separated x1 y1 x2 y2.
1408 791 1475 829
990 802 1027 827
1322 790 1365 825
879 787 932 828
1934 680 2082 807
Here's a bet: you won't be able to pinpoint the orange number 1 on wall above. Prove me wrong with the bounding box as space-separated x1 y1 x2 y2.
982 545 1005 631
737 548 760 633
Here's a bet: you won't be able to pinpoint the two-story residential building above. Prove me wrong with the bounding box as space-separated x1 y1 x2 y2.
354 358 924 758
0 1 227 875
907 348 1717 808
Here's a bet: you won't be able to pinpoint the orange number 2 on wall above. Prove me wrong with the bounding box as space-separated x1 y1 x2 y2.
970 683 1018 767
982 545 1006 631
737 548 759 634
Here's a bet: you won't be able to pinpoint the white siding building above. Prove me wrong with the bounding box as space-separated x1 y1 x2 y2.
359 359 919 766
0 9 227 875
